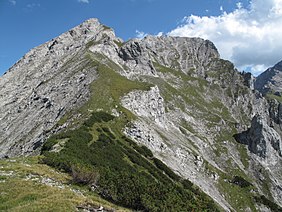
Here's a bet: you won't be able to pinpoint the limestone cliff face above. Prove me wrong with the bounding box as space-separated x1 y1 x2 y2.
0 18 282 211
0 19 121 157
255 60 282 94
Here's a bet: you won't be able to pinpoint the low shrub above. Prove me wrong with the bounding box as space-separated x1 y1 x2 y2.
139 145 153 158
84 112 114 127
71 164 99 185
254 195 282 212
231 176 252 188
153 158 180 181
42 112 219 211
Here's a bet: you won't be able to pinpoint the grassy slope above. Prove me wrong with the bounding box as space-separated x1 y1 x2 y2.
0 156 129 212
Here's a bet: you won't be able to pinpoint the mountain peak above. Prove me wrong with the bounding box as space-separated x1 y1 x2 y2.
255 59 282 94
273 60 282 71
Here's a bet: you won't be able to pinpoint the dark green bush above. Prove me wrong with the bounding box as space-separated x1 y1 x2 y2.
71 164 99 185
182 179 194 189
254 195 282 212
153 158 180 181
84 112 115 127
42 113 219 211
122 136 153 158
41 137 58 152
231 176 252 188
101 127 116 139
139 145 153 158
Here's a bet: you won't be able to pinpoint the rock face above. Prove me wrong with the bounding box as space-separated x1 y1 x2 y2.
0 18 121 157
255 60 282 94
0 18 282 211
235 115 282 158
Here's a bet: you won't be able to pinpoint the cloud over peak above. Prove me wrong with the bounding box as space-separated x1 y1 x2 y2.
168 0 282 76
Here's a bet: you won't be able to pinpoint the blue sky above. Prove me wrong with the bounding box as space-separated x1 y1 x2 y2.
1 0 279 76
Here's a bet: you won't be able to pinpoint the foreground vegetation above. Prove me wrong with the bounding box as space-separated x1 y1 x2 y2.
42 111 219 211
0 156 127 212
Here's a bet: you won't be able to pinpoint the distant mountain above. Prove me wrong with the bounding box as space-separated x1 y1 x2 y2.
0 18 281 211
255 60 282 95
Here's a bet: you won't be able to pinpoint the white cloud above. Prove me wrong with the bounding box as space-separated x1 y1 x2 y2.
23 3 40 12
135 30 147 39
168 0 282 76
9 0 16 6
78 0 90 3
27 3 40 8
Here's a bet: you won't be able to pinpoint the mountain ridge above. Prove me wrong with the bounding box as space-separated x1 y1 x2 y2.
0 18 282 211
255 60 282 95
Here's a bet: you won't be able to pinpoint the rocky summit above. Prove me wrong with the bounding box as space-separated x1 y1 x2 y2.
255 60 282 95
0 18 282 211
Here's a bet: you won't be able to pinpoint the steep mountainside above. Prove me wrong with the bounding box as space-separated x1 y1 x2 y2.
0 18 282 211
255 60 282 95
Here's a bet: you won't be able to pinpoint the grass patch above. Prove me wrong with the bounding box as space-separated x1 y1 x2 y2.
217 173 257 211
254 195 282 212
266 93 282 102
0 156 127 212
237 143 249 168
0 179 82 211
79 53 151 121
114 40 123 47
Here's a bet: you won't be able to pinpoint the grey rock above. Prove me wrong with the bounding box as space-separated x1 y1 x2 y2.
235 115 282 158
242 71 255 90
0 18 120 157
255 60 282 94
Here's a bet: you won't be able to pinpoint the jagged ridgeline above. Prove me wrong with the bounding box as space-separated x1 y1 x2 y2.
0 18 282 211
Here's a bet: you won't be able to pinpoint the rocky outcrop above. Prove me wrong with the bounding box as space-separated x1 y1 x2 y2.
242 72 255 90
255 60 282 94
121 86 167 128
120 36 220 77
235 115 282 158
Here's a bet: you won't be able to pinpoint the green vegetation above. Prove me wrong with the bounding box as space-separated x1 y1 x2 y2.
80 53 151 118
231 176 252 188
0 156 127 212
84 111 115 127
236 143 250 168
152 158 180 181
204 161 259 211
42 112 219 211
123 136 153 158
217 174 257 211
152 61 236 128
254 195 282 212
219 176 256 211
266 93 282 102
114 40 123 47
152 60 258 211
